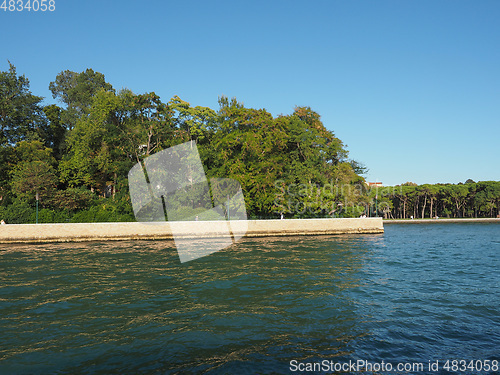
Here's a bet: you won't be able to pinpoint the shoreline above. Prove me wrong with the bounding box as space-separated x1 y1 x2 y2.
0 218 383 244
384 218 500 224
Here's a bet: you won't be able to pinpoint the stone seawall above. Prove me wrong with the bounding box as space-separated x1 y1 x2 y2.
0 218 383 244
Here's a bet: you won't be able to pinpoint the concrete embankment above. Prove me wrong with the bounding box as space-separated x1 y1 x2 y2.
384 218 500 224
0 218 383 244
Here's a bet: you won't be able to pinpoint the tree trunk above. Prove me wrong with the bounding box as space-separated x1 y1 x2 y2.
421 195 427 219
112 172 117 199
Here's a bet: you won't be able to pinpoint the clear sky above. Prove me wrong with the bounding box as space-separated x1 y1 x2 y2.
1 0 499 186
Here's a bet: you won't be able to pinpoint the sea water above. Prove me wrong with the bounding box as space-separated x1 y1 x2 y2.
0 223 499 374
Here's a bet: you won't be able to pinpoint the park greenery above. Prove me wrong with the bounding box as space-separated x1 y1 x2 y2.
1 63 499 223
373 181 500 219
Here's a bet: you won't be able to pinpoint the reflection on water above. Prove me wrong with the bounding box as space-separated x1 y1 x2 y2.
0 224 499 374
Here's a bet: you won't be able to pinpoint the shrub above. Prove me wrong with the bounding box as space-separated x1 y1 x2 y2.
52 188 96 211
1 200 34 223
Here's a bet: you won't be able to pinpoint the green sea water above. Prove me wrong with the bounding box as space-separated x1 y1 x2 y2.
1 223 499 374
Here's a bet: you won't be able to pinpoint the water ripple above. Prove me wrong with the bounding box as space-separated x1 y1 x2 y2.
0 224 499 373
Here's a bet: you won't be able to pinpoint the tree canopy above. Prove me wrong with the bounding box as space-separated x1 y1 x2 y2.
2 63 497 223
0 62 46 145
372 181 500 219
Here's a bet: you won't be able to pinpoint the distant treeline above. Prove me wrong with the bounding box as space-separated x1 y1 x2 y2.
373 181 500 219
0 63 371 223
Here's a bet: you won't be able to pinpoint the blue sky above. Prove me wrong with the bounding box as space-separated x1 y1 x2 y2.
2 0 499 186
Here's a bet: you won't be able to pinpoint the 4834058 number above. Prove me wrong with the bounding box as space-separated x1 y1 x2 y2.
443 359 499 372
1 0 55 11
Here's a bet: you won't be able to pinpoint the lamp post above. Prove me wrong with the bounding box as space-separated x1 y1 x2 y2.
35 191 39 224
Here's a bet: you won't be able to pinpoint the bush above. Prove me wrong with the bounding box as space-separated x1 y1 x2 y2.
52 188 96 211
341 205 365 218
0 199 34 223
71 200 135 223
37 208 71 223
0 195 134 224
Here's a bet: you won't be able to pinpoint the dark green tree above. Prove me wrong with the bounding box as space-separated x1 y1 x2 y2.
42 104 66 159
49 68 114 130
59 89 174 195
11 161 58 207
0 63 48 203
10 139 58 207
0 62 46 145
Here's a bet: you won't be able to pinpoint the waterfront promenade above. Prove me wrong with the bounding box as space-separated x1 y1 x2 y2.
0 218 383 244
